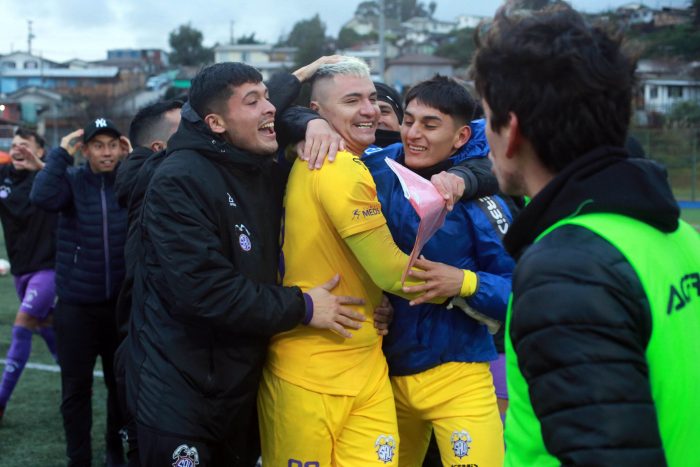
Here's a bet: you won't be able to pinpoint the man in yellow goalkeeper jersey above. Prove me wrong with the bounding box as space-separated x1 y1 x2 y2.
257 57 474 466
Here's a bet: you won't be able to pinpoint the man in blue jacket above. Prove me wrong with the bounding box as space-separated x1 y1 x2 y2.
31 119 129 467
363 76 515 466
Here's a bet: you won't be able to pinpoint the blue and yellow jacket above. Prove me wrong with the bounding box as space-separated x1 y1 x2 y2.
362 120 515 376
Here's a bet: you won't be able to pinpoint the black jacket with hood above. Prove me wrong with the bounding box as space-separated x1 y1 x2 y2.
506 146 680 466
125 100 307 458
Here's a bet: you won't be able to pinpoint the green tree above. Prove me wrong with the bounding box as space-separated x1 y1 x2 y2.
668 101 700 127
435 28 476 68
285 14 332 68
237 33 262 44
169 23 214 66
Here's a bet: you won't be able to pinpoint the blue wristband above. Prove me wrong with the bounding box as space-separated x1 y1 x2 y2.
302 293 314 325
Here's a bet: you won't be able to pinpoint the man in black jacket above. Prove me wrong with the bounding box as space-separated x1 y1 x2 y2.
31 119 130 467
126 62 367 467
473 4 699 466
0 128 57 422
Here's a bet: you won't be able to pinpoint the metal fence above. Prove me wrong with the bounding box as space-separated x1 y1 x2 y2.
630 127 699 201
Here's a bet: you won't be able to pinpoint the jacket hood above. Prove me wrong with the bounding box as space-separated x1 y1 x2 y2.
504 146 680 259
166 102 274 172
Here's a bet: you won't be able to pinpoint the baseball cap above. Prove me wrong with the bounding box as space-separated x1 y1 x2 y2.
83 117 121 143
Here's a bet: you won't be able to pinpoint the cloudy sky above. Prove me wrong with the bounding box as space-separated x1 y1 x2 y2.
0 0 691 62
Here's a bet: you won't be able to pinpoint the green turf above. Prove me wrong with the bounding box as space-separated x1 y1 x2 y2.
0 200 697 465
0 231 110 465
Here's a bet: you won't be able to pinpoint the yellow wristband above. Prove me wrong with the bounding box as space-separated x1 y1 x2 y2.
460 270 478 297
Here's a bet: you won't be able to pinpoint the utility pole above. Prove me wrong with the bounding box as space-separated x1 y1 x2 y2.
378 0 386 81
230 20 235 45
27 20 35 55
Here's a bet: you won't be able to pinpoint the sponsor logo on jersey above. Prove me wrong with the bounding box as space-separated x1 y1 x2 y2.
375 434 396 463
171 444 199 467
227 192 237 207
451 430 472 459
667 272 700 314
351 205 381 220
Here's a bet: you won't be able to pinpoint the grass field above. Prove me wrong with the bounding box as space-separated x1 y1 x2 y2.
0 231 110 465
0 204 698 465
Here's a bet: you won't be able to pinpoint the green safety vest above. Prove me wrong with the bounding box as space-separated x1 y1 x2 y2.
505 213 700 466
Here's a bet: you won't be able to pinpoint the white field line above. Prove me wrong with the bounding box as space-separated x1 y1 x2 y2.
0 359 103 377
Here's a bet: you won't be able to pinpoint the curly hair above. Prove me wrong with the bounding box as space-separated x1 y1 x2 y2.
472 3 637 172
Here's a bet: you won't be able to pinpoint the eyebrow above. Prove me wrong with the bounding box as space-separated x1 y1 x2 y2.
404 111 442 123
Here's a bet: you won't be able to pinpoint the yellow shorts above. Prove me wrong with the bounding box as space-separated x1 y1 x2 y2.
391 362 504 467
258 359 399 466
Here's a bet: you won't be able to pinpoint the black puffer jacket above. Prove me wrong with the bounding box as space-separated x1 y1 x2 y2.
30 148 127 304
505 146 679 466
125 102 306 459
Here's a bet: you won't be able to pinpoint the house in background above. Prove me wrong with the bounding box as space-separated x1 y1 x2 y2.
637 59 700 114
384 54 455 92
214 44 297 80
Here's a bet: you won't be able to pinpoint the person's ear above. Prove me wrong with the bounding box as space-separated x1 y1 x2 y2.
453 124 472 151
310 101 320 113
150 140 165 152
505 112 521 159
204 113 226 134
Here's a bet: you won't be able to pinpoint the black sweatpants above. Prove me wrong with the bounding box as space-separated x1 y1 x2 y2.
54 299 124 466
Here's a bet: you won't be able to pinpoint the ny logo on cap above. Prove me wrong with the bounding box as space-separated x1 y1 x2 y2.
95 118 108 128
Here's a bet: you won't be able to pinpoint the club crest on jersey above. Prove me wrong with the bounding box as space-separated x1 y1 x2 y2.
375 434 396 463
171 444 199 467
235 224 252 251
451 430 472 459
0 185 11 199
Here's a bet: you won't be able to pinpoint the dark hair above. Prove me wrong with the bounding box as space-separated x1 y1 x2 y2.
188 62 262 118
15 127 45 148
129 99 184 147
472 4 636 172
404 75 478 126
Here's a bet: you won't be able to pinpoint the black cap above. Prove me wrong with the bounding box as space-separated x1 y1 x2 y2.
83 117 121 143
374 82 404 124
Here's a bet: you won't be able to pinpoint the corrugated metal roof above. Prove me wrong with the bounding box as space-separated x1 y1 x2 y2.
1 68 119 78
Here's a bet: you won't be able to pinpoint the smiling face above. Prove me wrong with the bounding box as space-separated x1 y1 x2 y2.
207 81 278 156
9 134 44 170
377 101 401 131
84 133 121 173
401 99 470 170
311 74 379 156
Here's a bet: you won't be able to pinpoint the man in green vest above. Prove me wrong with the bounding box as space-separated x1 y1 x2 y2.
472 4 700 466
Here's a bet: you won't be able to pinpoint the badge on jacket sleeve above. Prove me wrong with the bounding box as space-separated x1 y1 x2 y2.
235 224 252 252
172 444 200 467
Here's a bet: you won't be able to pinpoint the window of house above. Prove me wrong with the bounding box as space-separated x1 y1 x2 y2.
668 86 683 98
649 86 658 99
24 61 38 69
1 61 16 69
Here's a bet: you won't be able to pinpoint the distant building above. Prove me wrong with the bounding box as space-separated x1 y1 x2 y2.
336 42 400 76
385 54 456 91
107 48 170 74
0 51 61 71
455 15 487 29
637 59 700 114
214 44 297 80
401 16 457 36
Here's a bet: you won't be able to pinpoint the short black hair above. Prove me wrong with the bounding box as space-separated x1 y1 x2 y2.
129 99 184 147
189 62 263 118
15 127 45 148
472 4 636 173
404 75 478 127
